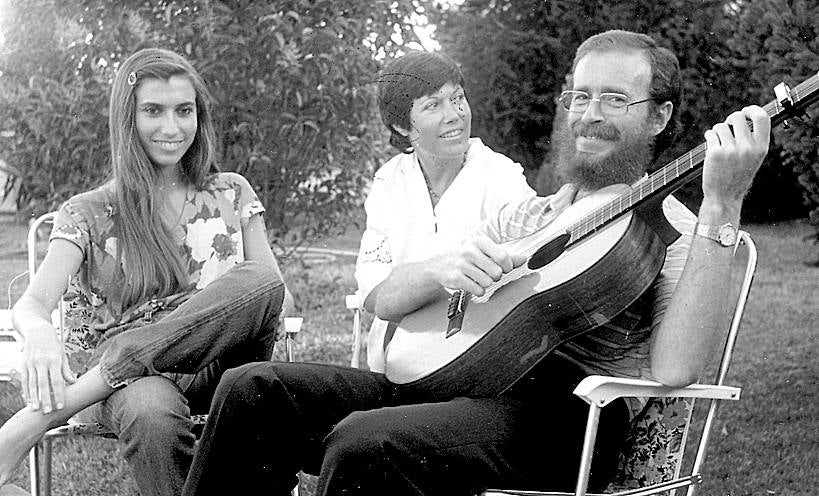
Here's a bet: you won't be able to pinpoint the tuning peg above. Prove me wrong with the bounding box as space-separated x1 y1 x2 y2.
774 82 794 128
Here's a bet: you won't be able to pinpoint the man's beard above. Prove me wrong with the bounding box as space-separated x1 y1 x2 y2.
555 119 654 191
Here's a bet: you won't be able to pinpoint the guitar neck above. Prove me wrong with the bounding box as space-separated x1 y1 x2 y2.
567 70 819 247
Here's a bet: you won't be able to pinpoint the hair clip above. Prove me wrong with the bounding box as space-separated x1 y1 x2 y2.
127 71 138 86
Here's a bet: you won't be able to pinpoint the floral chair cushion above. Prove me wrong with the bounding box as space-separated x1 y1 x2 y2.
606 396 694 492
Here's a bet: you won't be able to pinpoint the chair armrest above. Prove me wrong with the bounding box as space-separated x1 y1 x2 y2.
346 293 362 310
0 325 23 382
573 375 741 407
280 317 303 364
282 317 303 335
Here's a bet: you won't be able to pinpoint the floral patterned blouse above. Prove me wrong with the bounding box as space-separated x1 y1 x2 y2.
50 172 264 374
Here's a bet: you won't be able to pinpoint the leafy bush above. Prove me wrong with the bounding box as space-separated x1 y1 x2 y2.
0 0 420 247
430 0 571 183
0 1 112 216
191 0 417 248
431 0 815 233
723 0 819 260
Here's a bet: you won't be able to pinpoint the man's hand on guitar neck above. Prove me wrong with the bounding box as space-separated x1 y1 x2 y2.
651 105 771 387
700 105 771 224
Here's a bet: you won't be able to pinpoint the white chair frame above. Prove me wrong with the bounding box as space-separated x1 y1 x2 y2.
345 231 758 496
484 231 757 496
23 212 302 496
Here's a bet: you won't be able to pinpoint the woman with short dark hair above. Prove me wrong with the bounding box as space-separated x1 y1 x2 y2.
182 49 536 496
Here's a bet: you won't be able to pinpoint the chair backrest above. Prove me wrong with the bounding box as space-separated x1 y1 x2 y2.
607 231 757 494
27 212 58 282
28 211 95 376
28 212 63 327
0 213 59 382
24 211 305 496
347 232 758 496
346 293 364 368
28 212 69 326
0 322 21 382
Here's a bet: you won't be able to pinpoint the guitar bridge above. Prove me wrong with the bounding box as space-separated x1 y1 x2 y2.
446 290 468 338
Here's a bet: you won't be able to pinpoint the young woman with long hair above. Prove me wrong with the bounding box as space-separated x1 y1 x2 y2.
0 48 292 495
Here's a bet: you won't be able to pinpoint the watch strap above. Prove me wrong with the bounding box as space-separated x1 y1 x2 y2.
694 222 738 247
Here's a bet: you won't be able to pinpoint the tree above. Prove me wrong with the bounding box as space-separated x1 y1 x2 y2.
430 0 812 226
188 0 421 248
723 0 819 261
0 0 421 248
0 0 112 218
431 0 737 184
429 0 572 186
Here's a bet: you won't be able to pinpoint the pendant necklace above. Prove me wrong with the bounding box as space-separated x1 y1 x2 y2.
161 182 190 229
420 151 468 208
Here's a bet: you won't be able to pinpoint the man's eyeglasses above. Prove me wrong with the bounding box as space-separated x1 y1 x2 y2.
558 90 655 116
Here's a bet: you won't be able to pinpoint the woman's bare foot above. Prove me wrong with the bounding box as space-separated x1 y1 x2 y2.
0 406 59 487
0 366 116 487
0 483 30 495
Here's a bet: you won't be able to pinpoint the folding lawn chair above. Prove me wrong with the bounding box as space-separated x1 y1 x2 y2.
345 231 758 496
345 293 365 369
21 212 303 496
0 324 22 384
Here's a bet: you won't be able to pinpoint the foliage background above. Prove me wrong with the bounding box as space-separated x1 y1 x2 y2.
723 0 819 242
2 0 818 257
0 0 421 249
432 0 818 255
0 2 817 494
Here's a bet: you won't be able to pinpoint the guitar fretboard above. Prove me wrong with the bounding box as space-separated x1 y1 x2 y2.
467 71 819 306
567 71 819 246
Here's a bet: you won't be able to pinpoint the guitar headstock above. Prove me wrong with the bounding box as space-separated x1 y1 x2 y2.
769 70 819 128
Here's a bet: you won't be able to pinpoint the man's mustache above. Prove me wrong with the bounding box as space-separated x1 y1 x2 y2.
571 121 620 141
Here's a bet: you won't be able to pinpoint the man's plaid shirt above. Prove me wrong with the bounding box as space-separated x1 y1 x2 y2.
483 183 696 419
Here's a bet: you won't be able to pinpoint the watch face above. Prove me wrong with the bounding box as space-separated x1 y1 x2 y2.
718 225 737 245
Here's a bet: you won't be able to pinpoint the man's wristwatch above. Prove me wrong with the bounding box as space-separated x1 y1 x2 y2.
694 222 739 247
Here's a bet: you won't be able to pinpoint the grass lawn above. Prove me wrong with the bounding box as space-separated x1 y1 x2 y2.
1 215 816 495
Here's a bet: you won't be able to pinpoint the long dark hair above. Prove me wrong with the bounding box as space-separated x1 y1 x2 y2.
108 48 217 309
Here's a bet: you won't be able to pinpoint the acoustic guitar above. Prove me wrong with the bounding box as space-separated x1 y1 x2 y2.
384 72 819 400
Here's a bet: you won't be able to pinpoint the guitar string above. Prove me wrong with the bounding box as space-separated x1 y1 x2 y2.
471 74 819 304
570 74 818 243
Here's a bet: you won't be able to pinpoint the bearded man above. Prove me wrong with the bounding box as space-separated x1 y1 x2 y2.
182 30 770 496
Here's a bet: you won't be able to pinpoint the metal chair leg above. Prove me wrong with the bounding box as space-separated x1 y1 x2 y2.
282 318 303 364
28 444 40 496
28 438 53 496
574 404 601 496
345 294 362 369
282 317 303 496
41 438 52 496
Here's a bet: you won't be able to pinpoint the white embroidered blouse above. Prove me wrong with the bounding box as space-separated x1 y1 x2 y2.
355 138 537 372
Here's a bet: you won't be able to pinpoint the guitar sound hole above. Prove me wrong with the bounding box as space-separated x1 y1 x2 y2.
527 233 571 270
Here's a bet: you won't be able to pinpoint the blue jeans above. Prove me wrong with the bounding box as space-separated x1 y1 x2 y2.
75 261 284 496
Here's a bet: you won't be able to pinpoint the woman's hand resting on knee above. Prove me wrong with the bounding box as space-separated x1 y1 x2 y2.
19 322 76 414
